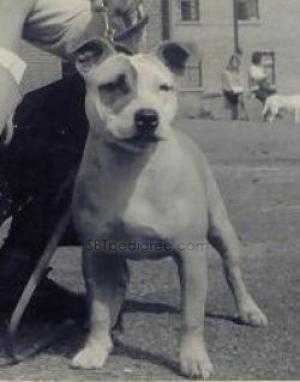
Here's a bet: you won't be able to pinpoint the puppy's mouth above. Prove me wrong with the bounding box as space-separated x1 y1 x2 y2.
109 131 164 154
123 132 162 145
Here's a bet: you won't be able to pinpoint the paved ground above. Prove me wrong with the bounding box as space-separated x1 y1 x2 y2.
0 119 299 380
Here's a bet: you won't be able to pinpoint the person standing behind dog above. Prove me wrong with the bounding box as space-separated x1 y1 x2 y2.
221 54 247 120
0 0 146 312
248 51 276 104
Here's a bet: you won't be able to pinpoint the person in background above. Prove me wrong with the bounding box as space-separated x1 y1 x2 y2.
248 51 276 104
221 54 248 120
0 0 146 313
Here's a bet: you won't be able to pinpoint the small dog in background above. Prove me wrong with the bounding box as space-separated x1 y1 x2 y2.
263 94 300 124
64 39 269 378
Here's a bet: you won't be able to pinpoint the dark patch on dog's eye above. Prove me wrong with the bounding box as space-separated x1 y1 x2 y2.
99 74 129 94
99 74 131 105
159 84 174 92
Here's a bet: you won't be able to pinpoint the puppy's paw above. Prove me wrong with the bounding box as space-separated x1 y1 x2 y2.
180 335 214 379
71 336 112 369
239 298 268 327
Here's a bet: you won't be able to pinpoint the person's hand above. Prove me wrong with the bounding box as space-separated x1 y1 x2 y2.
71 1 146 55
116 0 144 27
99 0 144 27
92 0 145 32
0 65 21 145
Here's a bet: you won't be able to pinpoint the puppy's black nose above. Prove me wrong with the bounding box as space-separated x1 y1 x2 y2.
135 109 159 134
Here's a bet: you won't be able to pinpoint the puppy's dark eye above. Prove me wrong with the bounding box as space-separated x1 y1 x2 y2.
159 84 174 92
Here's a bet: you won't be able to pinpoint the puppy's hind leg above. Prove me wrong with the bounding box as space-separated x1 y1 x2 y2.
72 249 128 369
204 161 268 327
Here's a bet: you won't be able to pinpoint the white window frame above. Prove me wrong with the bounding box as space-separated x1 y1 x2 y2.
176 0 202 25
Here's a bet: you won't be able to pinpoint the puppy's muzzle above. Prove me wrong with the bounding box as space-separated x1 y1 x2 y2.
134 108 159 137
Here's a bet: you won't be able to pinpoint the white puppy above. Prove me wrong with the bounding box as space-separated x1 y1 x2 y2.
65 39 268 378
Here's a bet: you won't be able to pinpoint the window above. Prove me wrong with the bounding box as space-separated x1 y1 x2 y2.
179 0 200 22
180 59 203 90
237 0 259 21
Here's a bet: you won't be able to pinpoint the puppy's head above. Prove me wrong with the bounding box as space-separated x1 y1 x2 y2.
71 39 192 152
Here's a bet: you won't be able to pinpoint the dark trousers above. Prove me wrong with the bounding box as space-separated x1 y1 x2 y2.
0 74 88 298
223 91 240 120
254 87 277 104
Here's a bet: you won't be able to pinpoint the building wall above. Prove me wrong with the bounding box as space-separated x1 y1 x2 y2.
239 0 300 94
164 0 300 95
168 0 235 93
144 0 164 49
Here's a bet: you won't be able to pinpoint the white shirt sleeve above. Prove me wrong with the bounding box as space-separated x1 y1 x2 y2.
0 47 26 84
23 0 93 58
249 65 266 82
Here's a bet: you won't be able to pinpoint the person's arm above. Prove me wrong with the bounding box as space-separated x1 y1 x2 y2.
0 0 35 52
0 0 36 143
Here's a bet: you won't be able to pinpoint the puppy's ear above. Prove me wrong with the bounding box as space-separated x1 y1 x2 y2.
69 39 114 77
155 41 196 75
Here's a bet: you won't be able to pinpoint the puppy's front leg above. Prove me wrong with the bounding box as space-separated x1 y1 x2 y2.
72 249 125 369
176 239 213 379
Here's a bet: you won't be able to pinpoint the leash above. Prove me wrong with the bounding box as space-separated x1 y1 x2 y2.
4 0 148 365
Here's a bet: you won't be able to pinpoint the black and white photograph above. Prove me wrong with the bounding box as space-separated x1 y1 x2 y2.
0 0 298 380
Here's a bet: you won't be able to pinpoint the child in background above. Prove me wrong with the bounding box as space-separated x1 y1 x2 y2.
248 51 276 104
222 54 247 120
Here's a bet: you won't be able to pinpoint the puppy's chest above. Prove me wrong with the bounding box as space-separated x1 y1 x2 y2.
75 151 208 241
124 167 205 230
